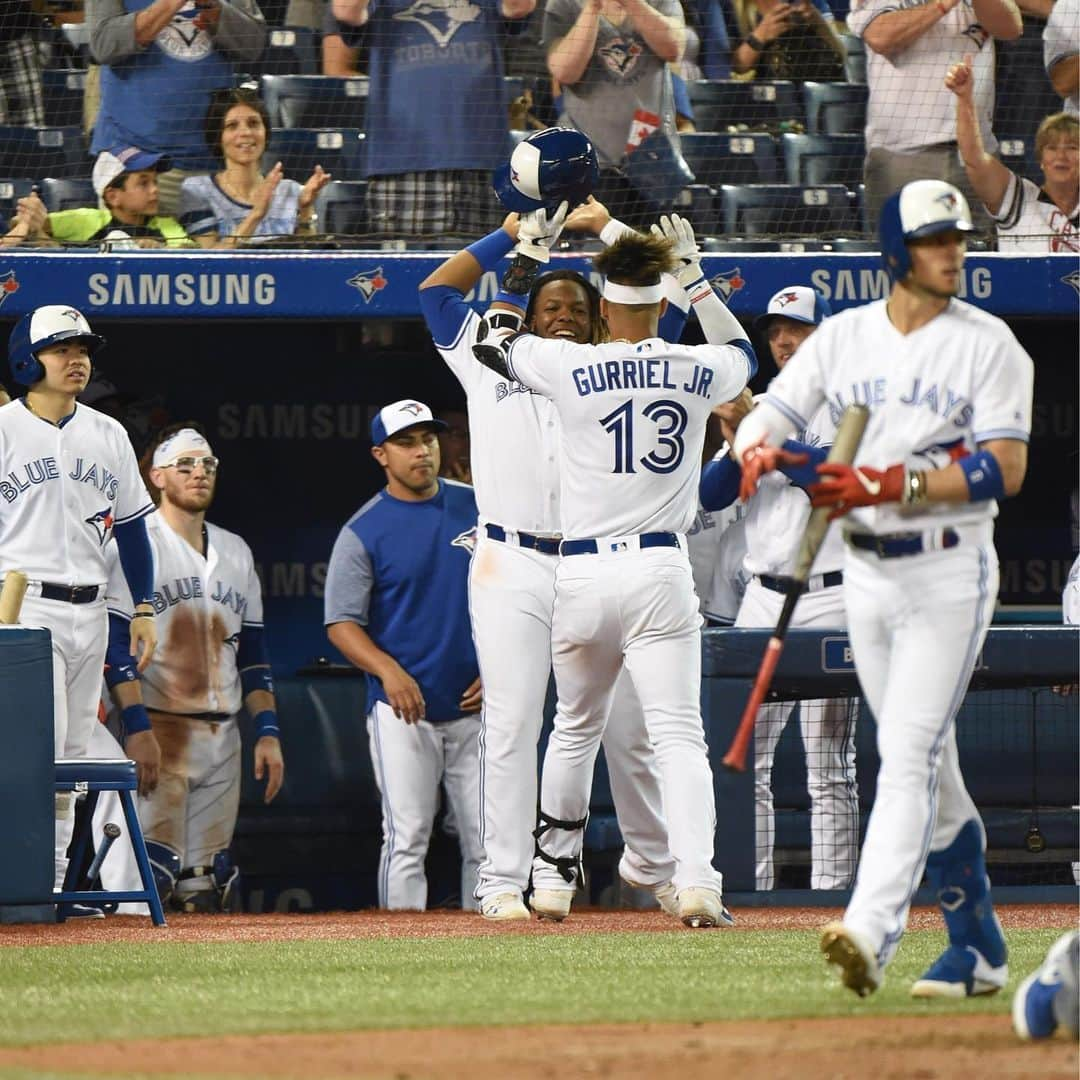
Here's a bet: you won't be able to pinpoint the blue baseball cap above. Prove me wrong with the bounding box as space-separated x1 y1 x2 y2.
370 399 447 445
93 147 172 198
753 286 832 332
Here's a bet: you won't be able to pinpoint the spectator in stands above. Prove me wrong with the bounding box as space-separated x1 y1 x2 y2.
1044 0 1079 113
948 55 1078 250
0 383 9 405
731 0 845 82
436 408 472 484
544 0 687 228
87 0 268 218
322 0 360 75
2 147 196 248
848 0 1022 231
331 0 533 238
180 87 332 247
683 0 732 78
0 1 44 125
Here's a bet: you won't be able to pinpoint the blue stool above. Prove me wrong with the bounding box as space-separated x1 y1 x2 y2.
55 759 167 926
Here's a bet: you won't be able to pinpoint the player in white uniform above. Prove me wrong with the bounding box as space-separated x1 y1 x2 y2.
734 180 1034 996
702 286 858 891
0 306 157 905
104 425 285 912
948 57 1079 251
474 219 753 926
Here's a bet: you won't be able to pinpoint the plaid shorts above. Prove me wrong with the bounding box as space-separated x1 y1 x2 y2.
365 170 503 239
0 36 44 127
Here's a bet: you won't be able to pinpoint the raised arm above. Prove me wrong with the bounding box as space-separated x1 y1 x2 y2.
971 0 1022 39
547 0 604 85
946 55 1012 214
622 0 686 63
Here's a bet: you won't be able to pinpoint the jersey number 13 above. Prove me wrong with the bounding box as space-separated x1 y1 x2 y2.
600 398 688 474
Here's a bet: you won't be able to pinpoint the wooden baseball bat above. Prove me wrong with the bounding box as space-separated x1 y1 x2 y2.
722 404 870 773
0 570 27 625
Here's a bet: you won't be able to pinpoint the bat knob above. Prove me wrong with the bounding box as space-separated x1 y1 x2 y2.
103 823 122 839
720 753 746 773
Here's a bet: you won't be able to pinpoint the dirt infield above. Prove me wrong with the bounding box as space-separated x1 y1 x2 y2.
0 905 1076 1079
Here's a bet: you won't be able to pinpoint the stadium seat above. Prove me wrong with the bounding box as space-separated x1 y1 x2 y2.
40 177 95 212
264 127 365 181
997 132 1043 184
261 75 368 129
719 182 855 236
673 183 720 236
685 80 800 133
56 22 91 67
0 177 35 223
802 82 868 135
42 69 87 128
314 179 368 237
679 132 779 187
255 26 320 75
826 237 877 252
0 126 88 181
782 132 865 186
838 33 866 83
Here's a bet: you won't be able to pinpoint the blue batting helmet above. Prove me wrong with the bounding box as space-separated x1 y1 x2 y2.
492 127 599 213
879 180 974 283
8 305 105 387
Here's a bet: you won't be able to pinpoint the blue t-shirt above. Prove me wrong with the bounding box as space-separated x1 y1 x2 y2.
92 0 237 171
324 478 479 723
339 0 512 176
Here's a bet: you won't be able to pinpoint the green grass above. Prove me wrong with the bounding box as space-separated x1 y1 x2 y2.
0 928 1066 1047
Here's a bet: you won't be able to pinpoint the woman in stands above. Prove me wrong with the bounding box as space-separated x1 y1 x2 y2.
180 87 332 248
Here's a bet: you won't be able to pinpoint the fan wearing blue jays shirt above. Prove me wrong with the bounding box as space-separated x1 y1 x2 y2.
325 400 483 911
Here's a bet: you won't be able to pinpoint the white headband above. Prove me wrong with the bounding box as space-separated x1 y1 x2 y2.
153 428 214 467
602 280 665 304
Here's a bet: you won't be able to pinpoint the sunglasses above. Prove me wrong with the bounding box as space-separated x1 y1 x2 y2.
161 455 219 475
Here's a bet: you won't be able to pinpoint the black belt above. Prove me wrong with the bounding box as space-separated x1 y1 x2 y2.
484 523 561 556
758 571 843 594
148 709 231 723
561 531 680 556
847 528 959 559
39 582 100 604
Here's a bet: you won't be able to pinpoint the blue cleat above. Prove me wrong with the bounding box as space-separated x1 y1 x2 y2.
911 941 1008 998
1013 931 1080 1041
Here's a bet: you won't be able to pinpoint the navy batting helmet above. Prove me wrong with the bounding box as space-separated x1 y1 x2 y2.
492 127 599 213
8 305 105 387
879 180 974 283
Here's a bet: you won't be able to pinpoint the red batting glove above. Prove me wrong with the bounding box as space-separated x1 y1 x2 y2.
808 463 905 520
739 441 810 502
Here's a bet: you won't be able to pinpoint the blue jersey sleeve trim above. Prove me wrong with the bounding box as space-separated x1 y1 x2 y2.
729 337 757 380
699 455 742 511
113 501 155 526
418 284 474 350
778 439 828 488
764 393 808 432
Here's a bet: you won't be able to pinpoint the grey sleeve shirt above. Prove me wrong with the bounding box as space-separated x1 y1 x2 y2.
324 525 373 627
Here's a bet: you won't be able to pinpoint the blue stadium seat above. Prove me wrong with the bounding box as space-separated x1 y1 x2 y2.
685 80 800 132
314 179 367 237
256 26 319 75
679 132 779 187
40 177 95 212
782 132 865 186
42 69 87 128
0 177 35 223
719 182 855 236
261 75 368 129
0 126 88 180
838 33 865 83
673 183 720 236
264 127 365 181
802 82 868 135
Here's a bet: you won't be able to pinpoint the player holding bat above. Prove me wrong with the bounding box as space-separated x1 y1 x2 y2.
733 180 1034 999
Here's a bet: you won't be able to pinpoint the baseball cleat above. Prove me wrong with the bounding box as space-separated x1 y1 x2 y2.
821 922 881 997
676 887 734 929
1012 930 1079 1040
479 892 531 922
61 903 106 919
910 944 1008 998
530 888 573 921
620 874 679 917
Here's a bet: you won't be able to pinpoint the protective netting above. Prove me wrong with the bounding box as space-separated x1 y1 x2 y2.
0 3 1072 249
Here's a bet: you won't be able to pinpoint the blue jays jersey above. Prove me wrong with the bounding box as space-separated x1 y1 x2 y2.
324 478 479 722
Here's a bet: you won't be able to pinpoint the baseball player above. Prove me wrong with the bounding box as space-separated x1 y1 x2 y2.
700 286 858 892
0 306 157 903
733 180 1034 996
473 218 754 926
325 400 483 911
1014 930 1080 1041
418 205 692 921
103 423 285 912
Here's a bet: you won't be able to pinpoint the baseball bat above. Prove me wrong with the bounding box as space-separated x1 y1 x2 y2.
722 404 871 773
0 570 27 624
86 822 122 883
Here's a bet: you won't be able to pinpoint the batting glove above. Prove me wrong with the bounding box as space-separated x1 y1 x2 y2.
808 462 906 520
739 441 809 502
472 309 524 374
516 200 570 264
650 213 704 291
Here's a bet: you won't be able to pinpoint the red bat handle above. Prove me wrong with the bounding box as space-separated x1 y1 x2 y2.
722 635 785 773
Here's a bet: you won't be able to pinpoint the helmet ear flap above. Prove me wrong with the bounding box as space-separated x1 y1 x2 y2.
878 191 910 285
7 312 44 388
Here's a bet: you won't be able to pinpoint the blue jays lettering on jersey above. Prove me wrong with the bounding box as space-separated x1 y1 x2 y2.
325 478 479 723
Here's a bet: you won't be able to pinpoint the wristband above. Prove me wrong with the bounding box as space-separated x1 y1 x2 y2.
903 468 929 505
466 227 515 269
746 32 765 50
959 449 1005 502
253 709 280 740
131 611 154 620
121 703 151 736
599 218 635 247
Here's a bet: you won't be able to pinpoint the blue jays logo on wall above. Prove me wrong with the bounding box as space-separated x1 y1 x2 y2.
599 37 643 77
452 526 477 554
1062 270 1080 295
348 267 388 303
157 2 212 62
709 267 745 301
86 507 114 545
393 0 480 48
0 270 18 307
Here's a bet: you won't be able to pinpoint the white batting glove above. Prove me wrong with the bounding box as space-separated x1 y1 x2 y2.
651 213 704 290
515 200 570 264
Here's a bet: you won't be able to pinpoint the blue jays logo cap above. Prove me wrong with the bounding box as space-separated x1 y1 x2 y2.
370 399 447 445
753 285 832 332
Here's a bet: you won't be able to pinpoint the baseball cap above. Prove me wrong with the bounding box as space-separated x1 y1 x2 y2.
92 147 171 199
370 400 447 445
753 286 832 332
